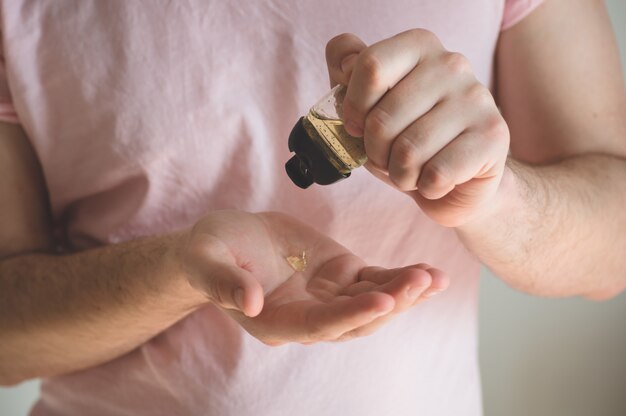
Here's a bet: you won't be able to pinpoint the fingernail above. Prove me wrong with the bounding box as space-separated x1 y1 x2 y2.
423 289 442 298
234 288 245 311
345 120 363 137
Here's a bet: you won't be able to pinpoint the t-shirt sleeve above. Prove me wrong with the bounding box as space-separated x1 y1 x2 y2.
501 0 546 31
0 29 19 124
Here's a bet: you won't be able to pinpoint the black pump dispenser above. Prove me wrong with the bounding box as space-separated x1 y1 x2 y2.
285 117 350 189
285 86 367 189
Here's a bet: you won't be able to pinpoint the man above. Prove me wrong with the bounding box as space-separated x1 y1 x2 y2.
1 0 625 414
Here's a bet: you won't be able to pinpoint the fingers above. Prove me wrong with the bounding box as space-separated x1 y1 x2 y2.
335 267 449 342
360 65 443 170
417 131 505 201
386 98 474 191
262 292 395 343
412 173 504 228
345 267 432 310
304 292 395 342
339 280 378 296
327 28 511 229
356 265 449 303
375 85 508 201
342 29 439 137
239 265 448 346
336 266 449 339
325 33 367 87
310 266 448 343
352 48 499 192
357 264 429 284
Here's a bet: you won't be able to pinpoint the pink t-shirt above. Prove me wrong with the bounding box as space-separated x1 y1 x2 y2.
0 1 543 415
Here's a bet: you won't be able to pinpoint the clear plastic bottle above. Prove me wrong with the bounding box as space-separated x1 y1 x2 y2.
285 85 367 189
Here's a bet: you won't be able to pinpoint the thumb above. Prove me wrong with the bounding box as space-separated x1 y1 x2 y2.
325 33 367 87
192 260 265 317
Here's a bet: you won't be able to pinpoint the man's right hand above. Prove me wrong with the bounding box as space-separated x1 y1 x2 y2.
182 210 448 345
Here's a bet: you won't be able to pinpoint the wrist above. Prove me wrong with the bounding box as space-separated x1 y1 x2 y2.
162 229 210 312
456 161 524 234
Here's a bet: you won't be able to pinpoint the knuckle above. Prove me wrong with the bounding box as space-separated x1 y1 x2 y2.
482 115 510 142
443 52 472 76
364 106 392 140
392 134 419 168
465 83 494 108
389 136 421 190
420 162 451 190
358 51 385 87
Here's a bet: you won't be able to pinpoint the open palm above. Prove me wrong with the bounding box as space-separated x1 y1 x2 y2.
184 211 448 345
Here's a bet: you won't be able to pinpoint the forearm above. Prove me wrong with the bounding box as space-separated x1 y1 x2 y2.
457 154 626 298
0 231 206 385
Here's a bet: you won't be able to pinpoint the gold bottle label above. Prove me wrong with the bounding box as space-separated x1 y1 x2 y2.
304 112 367 174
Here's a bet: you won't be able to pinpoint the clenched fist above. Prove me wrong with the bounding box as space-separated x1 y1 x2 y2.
326 29 510 227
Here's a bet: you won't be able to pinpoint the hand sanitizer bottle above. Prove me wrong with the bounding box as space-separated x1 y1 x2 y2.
285 85 367 189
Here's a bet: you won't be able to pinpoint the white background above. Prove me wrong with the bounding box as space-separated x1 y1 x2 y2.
1 1 626 415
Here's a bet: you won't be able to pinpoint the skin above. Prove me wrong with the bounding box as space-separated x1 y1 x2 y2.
326 0 626 299
1 0 624 387
0 120 447 385
186 211 447 345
